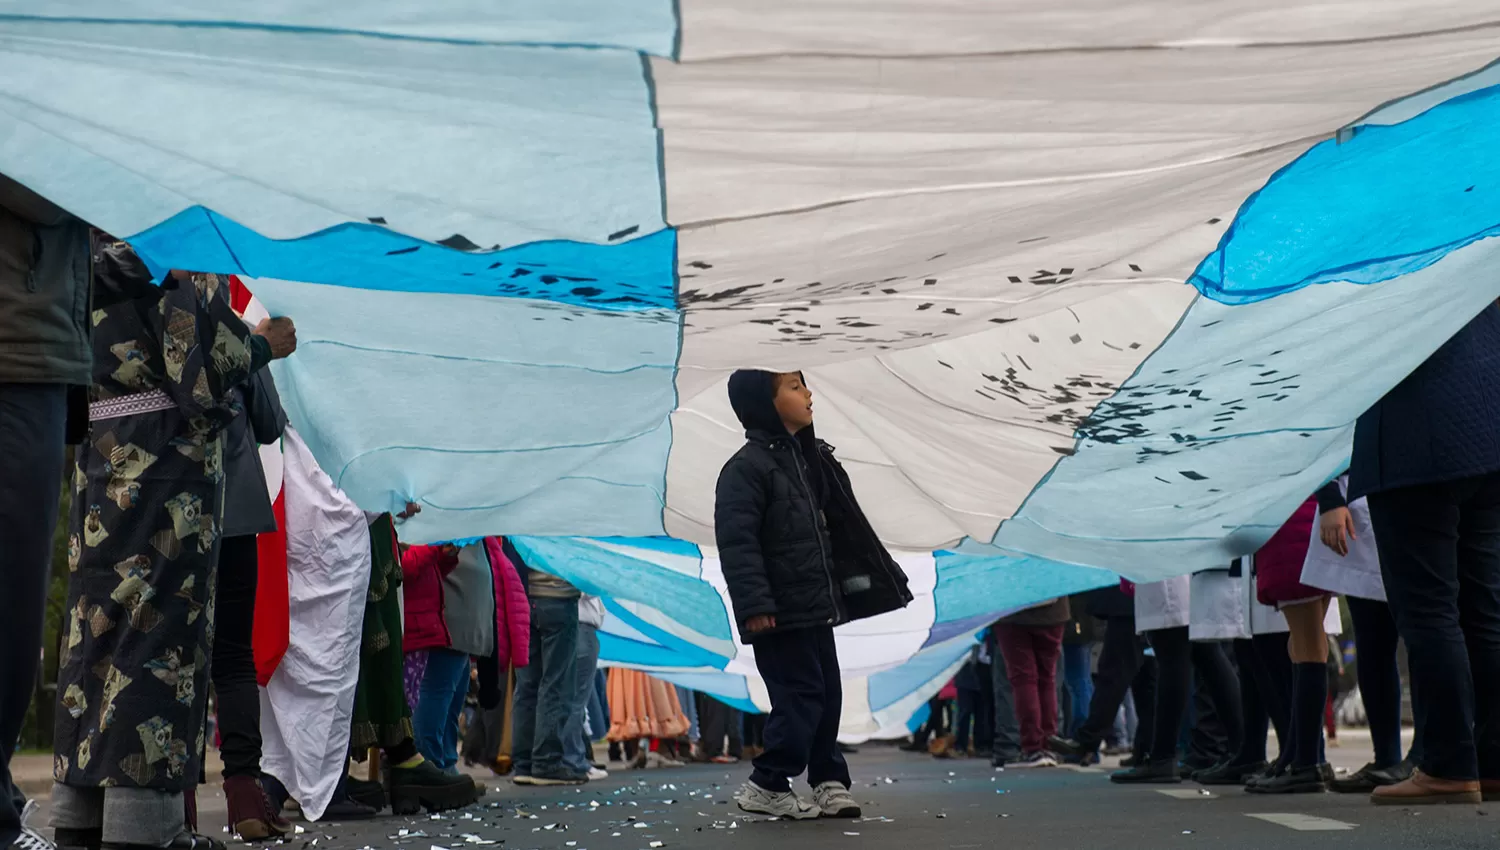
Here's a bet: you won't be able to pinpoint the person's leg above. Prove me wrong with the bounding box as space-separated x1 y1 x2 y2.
443 657 472 771
1369 483 1477 782
1145 627 1191 764
952 689 975 754
676 685 701 748
563 624 601 775
1033 626 1066 746
1231 639 1269 765
806 628 852 790
1192 641 1244 760
0 384 66 847
1131 654 1158 760
1063 643 1094 738
414 649 471 768
214 535 263 778
990 638 1021 762
996 625 1043 755
975 667 995 754
1283 599 1331 769
101 788 185 847
750 630 827 793
1456 474 1500 784
1347 596 1405 769
531 598 580 779
700 699 726 760
1251 632 1293 762
511 632 542 778
727 707 744 759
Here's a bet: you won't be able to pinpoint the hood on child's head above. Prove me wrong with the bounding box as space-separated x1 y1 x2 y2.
727 369 789 435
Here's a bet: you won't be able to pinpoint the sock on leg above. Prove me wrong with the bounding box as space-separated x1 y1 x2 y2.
1292 663 1328 769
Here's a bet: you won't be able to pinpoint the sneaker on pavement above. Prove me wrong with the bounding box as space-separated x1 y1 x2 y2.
735 782 820 820
711 755 740 765
587 767 610 781
1007 752 1057 769
812 782 862 819
531 772 590 786
512 775 536 786
14 801 56 850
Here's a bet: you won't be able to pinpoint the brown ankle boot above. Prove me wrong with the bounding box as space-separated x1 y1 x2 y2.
225 775 291 840
1481 779 1500 803
1371 770 1481 805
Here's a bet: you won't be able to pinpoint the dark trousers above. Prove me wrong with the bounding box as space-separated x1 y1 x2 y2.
0 384 66 845
1369 473 1500 781
1185 647 1234 767
213 535 263 778
1231 639 1272 764
700 697 743 759
751 626 849 793
953 686 992 753
1131 657 1158 759
1143 628 1242 764
1076 615 1144 751
1347 595 1423 768
512 597 580 779
1250 632 1294 762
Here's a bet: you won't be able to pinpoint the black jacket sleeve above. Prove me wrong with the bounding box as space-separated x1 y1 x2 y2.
715 454 777 624
242 368 287 445
1315 471 1349 513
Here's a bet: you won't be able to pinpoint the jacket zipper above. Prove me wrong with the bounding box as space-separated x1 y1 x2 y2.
824 449 907 596
786 441 840 624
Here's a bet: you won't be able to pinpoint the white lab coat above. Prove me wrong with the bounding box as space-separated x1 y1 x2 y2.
1300 476 1386 602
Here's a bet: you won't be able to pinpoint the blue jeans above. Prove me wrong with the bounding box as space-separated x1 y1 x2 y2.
676 685 700 742
512 597 580 779
562 624 601 774
586 668 608 739
1063 642 1095 737
414 648 471 771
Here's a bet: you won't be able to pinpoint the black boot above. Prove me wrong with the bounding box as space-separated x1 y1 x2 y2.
1246 763 1326 795
389 760 479 815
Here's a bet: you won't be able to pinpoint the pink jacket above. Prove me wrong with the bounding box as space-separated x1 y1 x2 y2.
401 544 460 653
484 537 531 669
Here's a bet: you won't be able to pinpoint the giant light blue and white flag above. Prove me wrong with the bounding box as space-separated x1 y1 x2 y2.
5 2 1499 729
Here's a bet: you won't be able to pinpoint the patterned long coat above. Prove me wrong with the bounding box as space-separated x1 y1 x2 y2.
54 246 257 791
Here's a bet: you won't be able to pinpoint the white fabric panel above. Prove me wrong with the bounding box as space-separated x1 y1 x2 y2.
667 284 1193 548
257 429 372 822
1188 571 1248 641
676 1 1499 60
1134 577 1190 633
657 12 1498 554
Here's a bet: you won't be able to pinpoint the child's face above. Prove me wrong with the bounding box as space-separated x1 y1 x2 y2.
773 372 814 433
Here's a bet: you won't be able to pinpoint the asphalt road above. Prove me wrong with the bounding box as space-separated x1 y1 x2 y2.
27 747 1500 850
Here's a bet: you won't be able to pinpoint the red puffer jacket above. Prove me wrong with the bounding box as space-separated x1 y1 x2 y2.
402 544 461 653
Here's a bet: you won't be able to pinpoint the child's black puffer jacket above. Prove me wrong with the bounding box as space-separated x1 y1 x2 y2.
715 369 912 644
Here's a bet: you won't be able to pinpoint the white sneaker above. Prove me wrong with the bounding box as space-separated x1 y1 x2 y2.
587 767 609 781
811 782 861 818
735 781 820 820
1006 751 1057 768
14 801 55 850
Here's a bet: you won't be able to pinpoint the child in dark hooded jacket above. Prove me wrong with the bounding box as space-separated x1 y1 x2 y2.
715 369 912 820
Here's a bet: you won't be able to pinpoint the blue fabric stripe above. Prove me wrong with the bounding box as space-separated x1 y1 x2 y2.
1191 82 1500 305
128 210 676 311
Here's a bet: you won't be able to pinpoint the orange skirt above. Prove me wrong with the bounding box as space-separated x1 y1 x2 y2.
606 668 690 742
